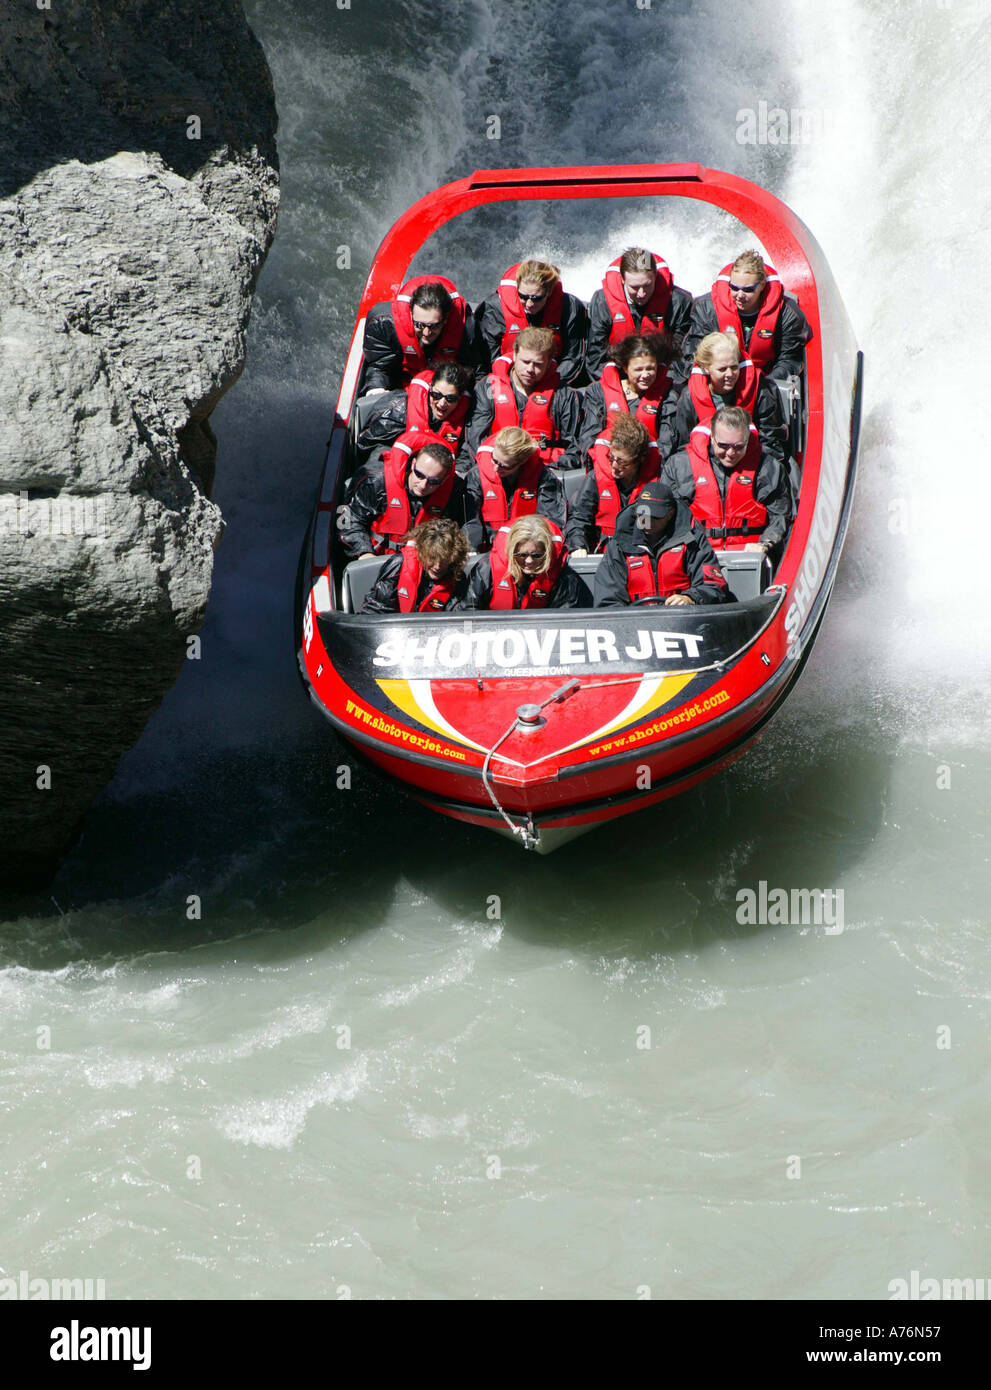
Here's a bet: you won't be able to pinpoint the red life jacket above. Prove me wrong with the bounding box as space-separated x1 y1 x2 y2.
624 545 691 600
392 275 467 381
488 357 565 464
710 262 784 371
600 362 669 440
395 541 457 613
686 359 759 428
489 522 567 610
475 439 546 528
496 264 565 359
601 252 674 344
685 424 766 550
405 370 469 451
370 430 456 548
590 432 660 541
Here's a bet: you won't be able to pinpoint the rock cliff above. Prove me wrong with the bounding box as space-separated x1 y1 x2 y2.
0 0 279 889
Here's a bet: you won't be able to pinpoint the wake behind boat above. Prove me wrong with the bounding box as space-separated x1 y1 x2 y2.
295 164 863 851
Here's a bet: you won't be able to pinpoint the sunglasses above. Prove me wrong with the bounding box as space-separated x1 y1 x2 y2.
713 439 747 452
518 291 548 303
428 389 460 404
727 281 763 294
411 463 449 486
412 318 443 333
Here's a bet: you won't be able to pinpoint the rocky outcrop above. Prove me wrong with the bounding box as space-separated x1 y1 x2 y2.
0 0 279 889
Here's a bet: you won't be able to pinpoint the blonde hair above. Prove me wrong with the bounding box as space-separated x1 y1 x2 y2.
730 249 767 281
514 325 555 357
694 331 741 370
491 426 539 466
516 259 560 292
505 514 555 584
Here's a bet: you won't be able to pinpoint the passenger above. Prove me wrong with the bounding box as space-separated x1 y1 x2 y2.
360 276 477 394
585 248 694 381
467 327 583 470
594 481 730 608
339 434 480 560
360 518 471 613
465 425 566 551
355 362 475 471
460 516 590 610
670 333 786 460
566 414 660 557
476 259 589 385
685 250 811 380
661 406 791 558
578 331 681 459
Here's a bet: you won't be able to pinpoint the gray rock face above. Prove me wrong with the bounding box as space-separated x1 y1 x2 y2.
0 0 279 889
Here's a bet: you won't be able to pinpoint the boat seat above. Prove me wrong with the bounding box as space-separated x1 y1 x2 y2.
351 390 400 436
775 374 805 456
341 554 391 613
553 466 589 507
566 554 603 578
715 550 771 602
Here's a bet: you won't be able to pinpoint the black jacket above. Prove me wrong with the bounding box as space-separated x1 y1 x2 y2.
475 290 589 385
577 377 680 461
338 463 481 558
670 378 787 461
585 284 694 382
466 373 583 471
661 443 791 550
464 464 566 552
359 553 469 613
593 506 730 608
564 470 641 553
458 556 591 610
360 303 480 393
354 390 474 473
684 292 811 381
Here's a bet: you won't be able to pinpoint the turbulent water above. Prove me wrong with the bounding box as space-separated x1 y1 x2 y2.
2 0 990 1301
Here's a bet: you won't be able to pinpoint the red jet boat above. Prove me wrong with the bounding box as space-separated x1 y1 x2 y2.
296 164 863 851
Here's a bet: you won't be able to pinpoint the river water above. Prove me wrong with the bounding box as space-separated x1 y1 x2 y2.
2 0 989 1302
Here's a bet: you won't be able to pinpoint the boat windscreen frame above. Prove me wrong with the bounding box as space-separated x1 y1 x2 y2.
316 164 838 594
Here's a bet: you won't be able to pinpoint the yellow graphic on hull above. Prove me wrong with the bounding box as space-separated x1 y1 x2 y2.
377 670 699 764
376 678 493 755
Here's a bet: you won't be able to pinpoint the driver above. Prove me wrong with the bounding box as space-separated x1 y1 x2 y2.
593 481 730 608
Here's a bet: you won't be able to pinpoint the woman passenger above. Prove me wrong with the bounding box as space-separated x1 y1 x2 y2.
459 515 589 610
670 331 786 459
578 332 681 459
360 517 470 613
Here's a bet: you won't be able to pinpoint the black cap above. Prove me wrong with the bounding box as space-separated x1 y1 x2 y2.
634 481 677 517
